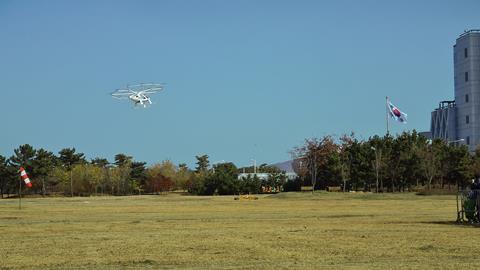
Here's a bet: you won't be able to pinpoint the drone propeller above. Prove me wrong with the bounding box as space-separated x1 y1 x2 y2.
111 89 137 99
139 89 162 95
112 89 136 94
137 84 165 95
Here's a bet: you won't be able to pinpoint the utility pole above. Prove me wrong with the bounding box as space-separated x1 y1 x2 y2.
371 147 379 193
70 169 73 197
211 160 225 173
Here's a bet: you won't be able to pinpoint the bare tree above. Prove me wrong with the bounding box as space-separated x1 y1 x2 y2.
291 138 319 192
339 133 355 192
418 140 442 190
291 136 339 192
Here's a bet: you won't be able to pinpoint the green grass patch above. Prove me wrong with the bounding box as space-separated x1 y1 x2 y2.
0 193 478 269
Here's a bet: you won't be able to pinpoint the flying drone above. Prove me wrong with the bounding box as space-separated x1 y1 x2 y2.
111 83 165 107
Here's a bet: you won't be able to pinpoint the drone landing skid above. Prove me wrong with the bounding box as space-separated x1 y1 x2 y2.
133 101 149 108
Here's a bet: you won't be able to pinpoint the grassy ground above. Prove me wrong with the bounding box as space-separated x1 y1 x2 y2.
1 192 479 269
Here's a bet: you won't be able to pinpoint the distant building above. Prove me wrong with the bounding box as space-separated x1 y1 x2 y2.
418 131 432 140
430 101 456 141
430 30 480 150
237 172 298 181
236 160 298 180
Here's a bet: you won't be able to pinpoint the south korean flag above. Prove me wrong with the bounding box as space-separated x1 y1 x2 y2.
387 100 407 124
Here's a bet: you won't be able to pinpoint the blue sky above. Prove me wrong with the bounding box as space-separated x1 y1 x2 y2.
0 0 478 167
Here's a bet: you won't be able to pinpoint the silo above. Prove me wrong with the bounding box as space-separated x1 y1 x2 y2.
454 30 480 150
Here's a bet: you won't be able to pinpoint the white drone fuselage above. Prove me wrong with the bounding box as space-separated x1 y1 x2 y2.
129 93 152 107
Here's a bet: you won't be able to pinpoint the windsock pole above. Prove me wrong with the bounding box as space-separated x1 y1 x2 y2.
19 172 22 210
18 167 32 210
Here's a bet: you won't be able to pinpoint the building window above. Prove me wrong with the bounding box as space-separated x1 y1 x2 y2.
467 136 470 145
466 94 469 103
466 115 469 124
465 72 469 82
465 48 468 58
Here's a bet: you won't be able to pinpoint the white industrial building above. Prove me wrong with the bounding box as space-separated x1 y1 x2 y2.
429 30 480 150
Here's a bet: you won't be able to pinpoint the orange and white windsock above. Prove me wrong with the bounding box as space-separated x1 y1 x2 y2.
19 167 32 188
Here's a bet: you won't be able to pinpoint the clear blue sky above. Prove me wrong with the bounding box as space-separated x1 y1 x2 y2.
0 0 478 167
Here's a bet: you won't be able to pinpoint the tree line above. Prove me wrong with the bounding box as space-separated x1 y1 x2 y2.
291 130 477 192
2 130 478 197
0 146 287 198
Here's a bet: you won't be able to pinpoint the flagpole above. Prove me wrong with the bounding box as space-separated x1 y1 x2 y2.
386 96 390 135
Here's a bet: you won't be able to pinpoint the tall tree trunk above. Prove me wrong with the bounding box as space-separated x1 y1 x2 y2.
311 167 316 194
42 176 46 197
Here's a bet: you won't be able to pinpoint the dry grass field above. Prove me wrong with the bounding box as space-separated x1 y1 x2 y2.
1 192 480 269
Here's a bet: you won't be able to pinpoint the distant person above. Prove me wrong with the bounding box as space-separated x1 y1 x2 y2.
472 178 480 190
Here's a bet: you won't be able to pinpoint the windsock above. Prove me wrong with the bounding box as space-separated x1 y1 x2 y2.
19 167 32 188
